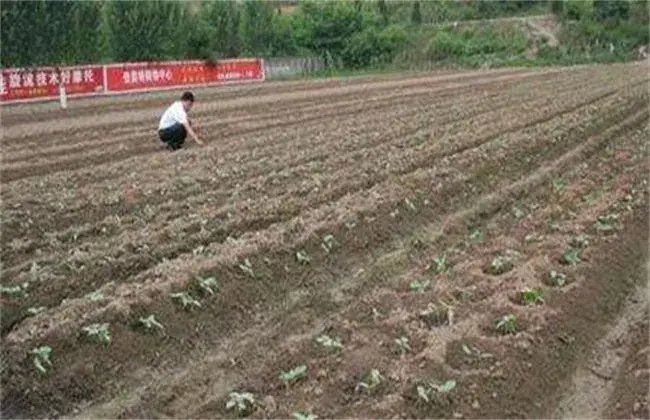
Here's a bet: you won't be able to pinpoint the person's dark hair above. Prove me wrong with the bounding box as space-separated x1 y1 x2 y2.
180 91 195 102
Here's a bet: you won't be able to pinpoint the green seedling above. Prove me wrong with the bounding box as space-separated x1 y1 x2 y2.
1 283 28 298
404 197 417 212
280 364 307 386
420 302 453 327
595 214 619 231
196 276 220 295
316 334 342 351
86 291 106 302
371 307 384 321
239 258 254 277
226 391 256 415
295 250 311 265
82 323 111 345
139 315 164 331
495 314 518 335
485 253 514 275
429 255 449 275
550 271 567 287
26 307 46 316
293 412 318 420
524 233 543 243
410 278 430 293
561 248 581 265
552 178 567 192
321 234 338 253
521 288 544 305
31 346 52 374
469 227 483 243
569 234 589 248
171 292 201 310
356 369 384 392
511 205 525 219
417 379 457 403
394 336 412 355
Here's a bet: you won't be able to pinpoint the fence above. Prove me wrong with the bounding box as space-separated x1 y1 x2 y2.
0 58 265 105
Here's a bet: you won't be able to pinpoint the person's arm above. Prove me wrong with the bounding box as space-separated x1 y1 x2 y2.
182 121 204 145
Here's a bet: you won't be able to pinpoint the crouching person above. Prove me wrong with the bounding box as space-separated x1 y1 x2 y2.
158 91 204 150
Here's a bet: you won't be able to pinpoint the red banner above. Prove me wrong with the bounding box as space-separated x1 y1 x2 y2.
0 66 104 103
105 59 264 93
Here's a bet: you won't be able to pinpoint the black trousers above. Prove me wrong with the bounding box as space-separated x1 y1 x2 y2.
158 123 187 150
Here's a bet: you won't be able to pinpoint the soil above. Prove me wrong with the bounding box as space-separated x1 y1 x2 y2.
1 62 648 419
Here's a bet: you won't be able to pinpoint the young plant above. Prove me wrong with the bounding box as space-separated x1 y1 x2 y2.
569 234 589 249
139 315 164 331
31 346 52 374
485 253 514 275
1 283 28 298
85 291 106 302
225 391 256 416
26 307 46 316
371 307 384 321
417 379 457 403
469 227 483 243
82 323 111 345
511 205 525 219
239 258 254 277
404 197 417 212
394 336 412 355
279 364 307 386
561 248 581 265
419 301 453 327
356 369 384 392
521 288 544 305
316 334 342 352
171 292 201 310
295 250 311 265
549 271 567 287
321 234 338 253
552 178 567 192
293 412 318 420
196 276 219 295
409 278 430 293
429 255 449 275
495 314 518 335
595 214 619 231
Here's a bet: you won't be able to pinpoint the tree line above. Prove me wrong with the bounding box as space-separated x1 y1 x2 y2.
1 0 647 69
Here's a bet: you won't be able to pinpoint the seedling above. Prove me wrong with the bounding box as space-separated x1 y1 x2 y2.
316 334 342 352
321 234 338 253
521 288 544 305
461 343 492 359
569 234 589 248
419 301 453 327
1 283 28 298
485 253 514 275
371 307 384 321
595 214 619 231
31 346 52 374
171 292 201 310
429 255 449 275
394 336 412 355
550 271 567 287
295 250 311 265
86 291 106 302
26 307 46 316
279 364 307 386
417 379 457 403
82 323 111 345
561 248 581 265
138 315 164 331
469 227 483 243
196 276 219 295
552 178 567 192
410 278 430 293
511 206 525 219
239 258 254 277
582 190 603 204
524 233 543 243
293 412 318 420
404 197 417 212
226 391 256 415
356 369 384 392
495 314 518 335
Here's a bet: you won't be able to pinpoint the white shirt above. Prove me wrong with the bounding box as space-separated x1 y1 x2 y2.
158 101 188 130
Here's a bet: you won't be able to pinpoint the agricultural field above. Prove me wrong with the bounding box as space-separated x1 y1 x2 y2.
1 62 648 419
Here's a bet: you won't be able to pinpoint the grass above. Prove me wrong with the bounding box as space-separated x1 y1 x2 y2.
409 278 430 293
138 315 164 331
521 288 544 305
195 276 220 296
239 258 255 277
171 292 201 310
